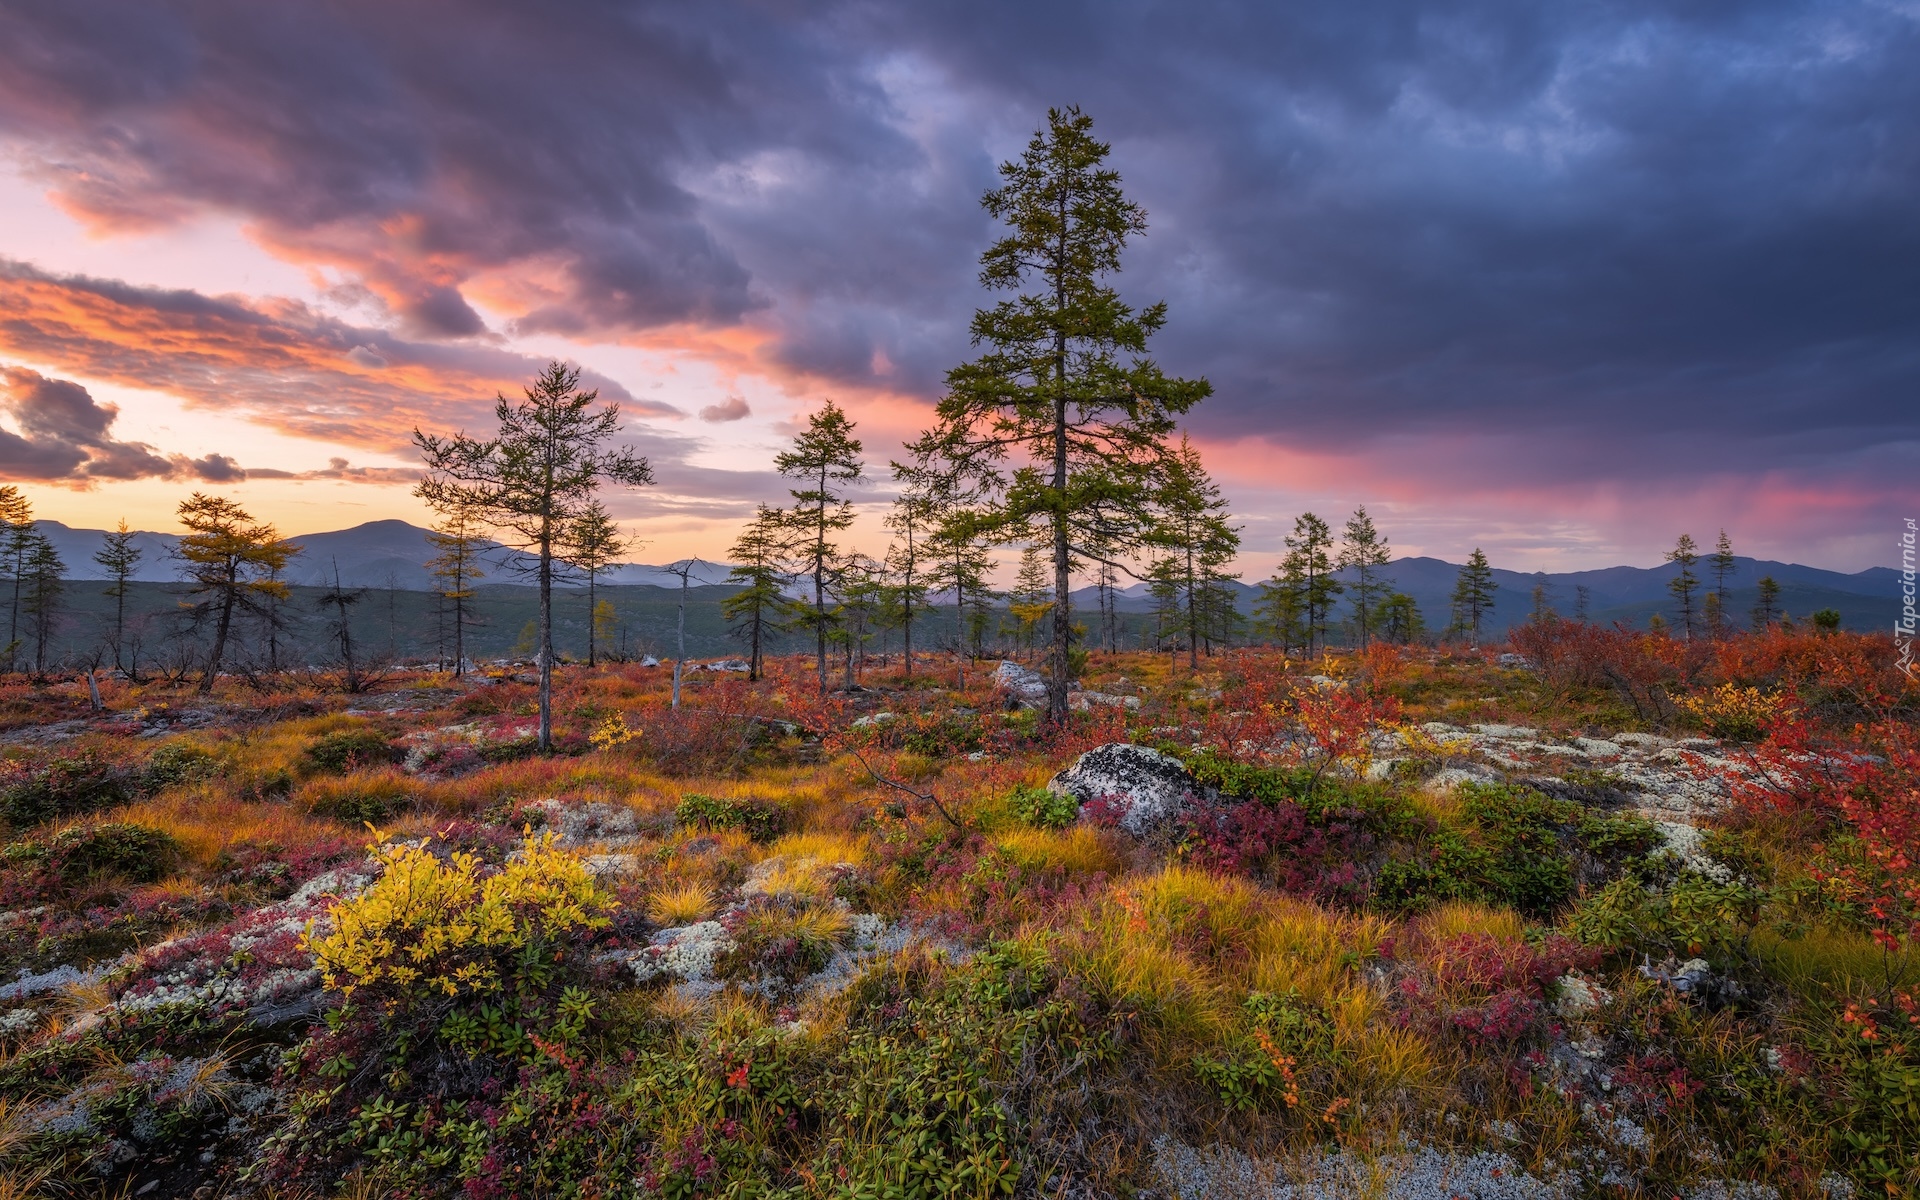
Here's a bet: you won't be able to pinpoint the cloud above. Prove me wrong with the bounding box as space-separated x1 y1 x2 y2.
246 457 419 484
698 395 751 423
0 259 683 455
0 365 179 483
0 1 1915 561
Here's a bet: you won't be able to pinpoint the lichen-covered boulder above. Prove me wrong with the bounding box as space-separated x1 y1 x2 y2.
1048 743 1198 838
994 660 1050 706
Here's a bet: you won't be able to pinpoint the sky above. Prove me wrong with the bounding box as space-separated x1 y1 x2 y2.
0 1 1914 577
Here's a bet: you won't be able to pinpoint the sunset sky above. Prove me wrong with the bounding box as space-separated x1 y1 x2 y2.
1 2 1914 575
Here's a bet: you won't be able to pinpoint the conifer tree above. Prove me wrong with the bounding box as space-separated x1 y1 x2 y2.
1378 592 1426 644
21 533 63 678
175 494 298 694
833 553 886 685
883 472 934 677
415 362 652 751
1450 548 1498 644
0 486 33 673
1283 513 1343 654
1008 545 1055 659
775 400 863 693
913 107 1210 721
564 500 628 667
426 505 488 676
1256 565 1309 657
723 506 792 681
1529 574 1556 624
94 520 143 677
1709 529 1736 637
1147 437 1241 667
1752 576 1782 629
1337 506 1393 647
1666 533 1701 640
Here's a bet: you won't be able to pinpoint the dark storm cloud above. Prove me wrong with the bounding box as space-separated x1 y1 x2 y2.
1 1 1915 485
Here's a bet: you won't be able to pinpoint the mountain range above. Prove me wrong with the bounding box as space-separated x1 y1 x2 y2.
30 519 1897 634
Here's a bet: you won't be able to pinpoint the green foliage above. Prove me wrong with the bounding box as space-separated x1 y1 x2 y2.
303 728 397 774
140 739 217 791
1374 784 1655 916
4 822 178 886
1571 872 1768 958
675 793 785 840
0 751 128 829
1006 784 1079 829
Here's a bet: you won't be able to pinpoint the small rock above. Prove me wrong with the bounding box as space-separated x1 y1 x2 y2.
1423 765 1500 794
1472 723 1539 739
1497 653 1534 669
1555 972 1612 1016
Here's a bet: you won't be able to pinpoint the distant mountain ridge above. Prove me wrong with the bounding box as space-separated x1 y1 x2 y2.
30 519 1896 632
30 519 724 591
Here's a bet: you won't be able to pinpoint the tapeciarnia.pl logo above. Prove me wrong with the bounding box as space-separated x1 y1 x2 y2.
1900 518 1916 682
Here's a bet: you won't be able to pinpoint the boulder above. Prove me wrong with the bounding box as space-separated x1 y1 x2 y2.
994 660 1051 706
1048 743 1198 838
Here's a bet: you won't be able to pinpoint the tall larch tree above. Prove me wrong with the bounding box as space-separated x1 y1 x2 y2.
1338 506 1393 647
0 486 34 673
21 533 63 677
723 506 792 682
94 521 143 677
1148 436 1241 668
1450 548 1498 644
1284 513 1343 655
884 469 935 678
175 494 297 694
415 362 653 752
1666 534 1701 640
564 499 629 667
912 106 1211 722
426 504 488 676
775 400 863 693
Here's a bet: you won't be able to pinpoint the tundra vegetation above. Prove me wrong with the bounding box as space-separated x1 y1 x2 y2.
0 622 1909 1198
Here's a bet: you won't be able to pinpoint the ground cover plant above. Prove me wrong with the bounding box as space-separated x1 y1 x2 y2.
0 627 1910 1198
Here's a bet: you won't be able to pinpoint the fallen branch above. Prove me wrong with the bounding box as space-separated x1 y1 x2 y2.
845 746 963 830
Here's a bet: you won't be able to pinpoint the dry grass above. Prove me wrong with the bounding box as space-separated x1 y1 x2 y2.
648 881 716 925
992 826 1125 878
111 783 346 870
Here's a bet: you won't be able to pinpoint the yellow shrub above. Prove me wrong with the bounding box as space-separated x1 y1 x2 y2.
306 833 612 1002
1676 683 1787 742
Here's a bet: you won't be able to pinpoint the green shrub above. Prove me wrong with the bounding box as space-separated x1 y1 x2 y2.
674 793 784 840
6 823 180 885
1571 872 1766 958
0 752 129 829
1006 784 1079 829
302 728 397 775
296 771 414 826
140 740 217 792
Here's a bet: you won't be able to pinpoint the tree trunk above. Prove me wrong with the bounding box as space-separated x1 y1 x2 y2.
201 581 235 694
672 569 686 710
587 571 598 667
538 536 553 752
